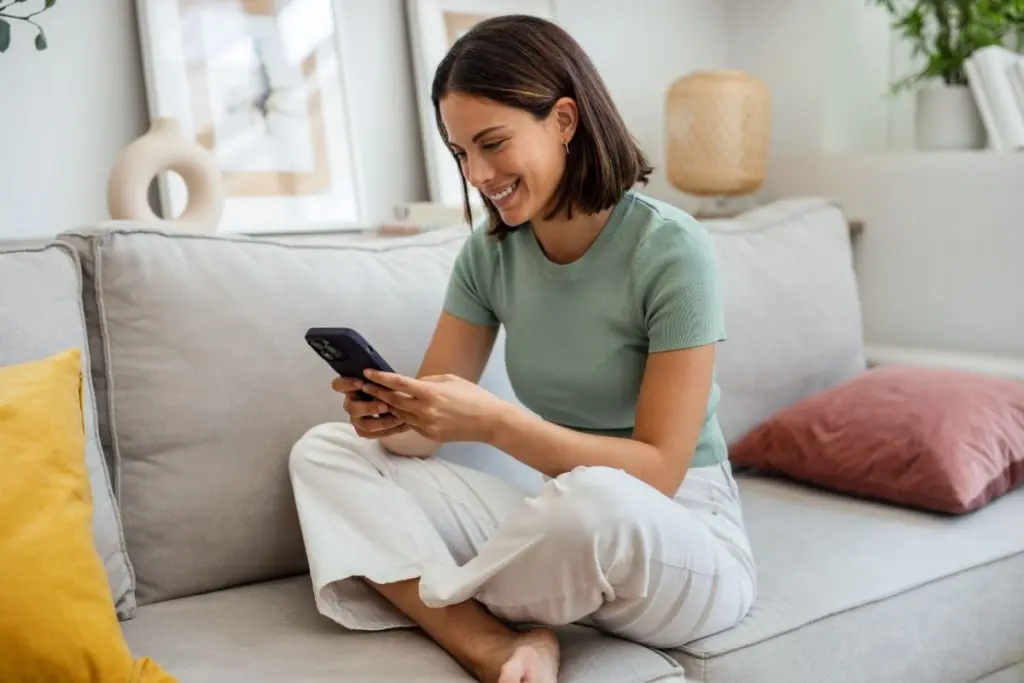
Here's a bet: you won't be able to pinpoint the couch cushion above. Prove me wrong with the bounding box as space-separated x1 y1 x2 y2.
730 363 1024 514
703 198 866 444
0 348 173 681
0 243 135 619
974 662 1024 683
673 473 1024 683
121 574 685 683
58 225 541 606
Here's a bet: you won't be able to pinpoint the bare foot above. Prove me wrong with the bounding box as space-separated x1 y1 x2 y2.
496 629 560 683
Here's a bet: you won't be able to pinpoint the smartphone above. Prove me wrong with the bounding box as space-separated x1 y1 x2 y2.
305 327 394 402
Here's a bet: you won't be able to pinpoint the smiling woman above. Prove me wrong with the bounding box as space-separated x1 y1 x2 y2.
430 15 651 240
288 14 757 683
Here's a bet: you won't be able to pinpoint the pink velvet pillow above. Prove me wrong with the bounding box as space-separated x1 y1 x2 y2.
730 364 1024 514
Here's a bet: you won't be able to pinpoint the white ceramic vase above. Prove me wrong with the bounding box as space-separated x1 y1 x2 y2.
914 84 986 150
107 117 225 232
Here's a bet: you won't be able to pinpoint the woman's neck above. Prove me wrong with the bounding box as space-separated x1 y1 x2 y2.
529 204 614 265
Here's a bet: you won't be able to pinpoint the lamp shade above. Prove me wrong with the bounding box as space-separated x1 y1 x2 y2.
665 70 771 197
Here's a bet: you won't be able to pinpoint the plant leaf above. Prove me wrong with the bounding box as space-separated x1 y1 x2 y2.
0 19 10 53
34 28 46 50
876 0 1024 91
44 0 55 6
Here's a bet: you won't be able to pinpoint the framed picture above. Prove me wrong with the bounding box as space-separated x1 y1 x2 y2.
405 0 556 210
135 0 364 233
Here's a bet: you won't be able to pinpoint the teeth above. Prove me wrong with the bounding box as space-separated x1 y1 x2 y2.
489 180 517 201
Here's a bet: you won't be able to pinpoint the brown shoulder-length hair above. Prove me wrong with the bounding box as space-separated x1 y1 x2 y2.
430 14 652 239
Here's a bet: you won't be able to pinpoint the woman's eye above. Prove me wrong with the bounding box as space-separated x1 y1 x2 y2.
482 139 505 151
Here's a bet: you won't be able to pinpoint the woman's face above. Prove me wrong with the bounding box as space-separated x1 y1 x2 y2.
440 92 574 226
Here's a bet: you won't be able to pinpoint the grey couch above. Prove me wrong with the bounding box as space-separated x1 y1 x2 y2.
3 196 1022 682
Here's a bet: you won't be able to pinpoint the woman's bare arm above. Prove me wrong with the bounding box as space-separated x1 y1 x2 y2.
380 312 498 456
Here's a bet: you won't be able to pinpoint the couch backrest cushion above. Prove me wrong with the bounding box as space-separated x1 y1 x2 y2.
0 242 136 619
705 197 866 443
59 226 535 605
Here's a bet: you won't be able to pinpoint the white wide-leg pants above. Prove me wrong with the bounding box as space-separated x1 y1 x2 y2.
288 422 757 650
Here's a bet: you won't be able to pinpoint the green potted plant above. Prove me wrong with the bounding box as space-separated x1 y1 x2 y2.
869 0 1024 149
0 0 57 54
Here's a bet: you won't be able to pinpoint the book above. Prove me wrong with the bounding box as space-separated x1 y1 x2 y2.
1010 61 1024 123
965 45 1024 152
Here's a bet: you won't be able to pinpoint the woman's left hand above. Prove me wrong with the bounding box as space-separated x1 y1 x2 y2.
361 370 510 444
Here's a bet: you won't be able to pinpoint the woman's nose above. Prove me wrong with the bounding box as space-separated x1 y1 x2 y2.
462 154 494 189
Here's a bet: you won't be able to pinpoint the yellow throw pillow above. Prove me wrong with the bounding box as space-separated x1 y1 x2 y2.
0 348 175 683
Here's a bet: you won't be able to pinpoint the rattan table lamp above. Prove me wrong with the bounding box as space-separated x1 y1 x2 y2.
665 70 771 217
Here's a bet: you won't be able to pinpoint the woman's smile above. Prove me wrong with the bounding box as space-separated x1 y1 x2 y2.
485 179 521 208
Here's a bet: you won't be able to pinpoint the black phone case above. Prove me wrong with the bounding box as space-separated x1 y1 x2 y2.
305 327 394 401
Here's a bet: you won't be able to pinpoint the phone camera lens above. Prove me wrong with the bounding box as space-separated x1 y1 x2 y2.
309 336 348 361
308 338 335 360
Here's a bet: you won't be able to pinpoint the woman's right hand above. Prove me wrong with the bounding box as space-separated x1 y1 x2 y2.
332 376 409 439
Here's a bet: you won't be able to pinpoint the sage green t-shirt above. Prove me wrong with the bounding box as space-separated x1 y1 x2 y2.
442 190 728 468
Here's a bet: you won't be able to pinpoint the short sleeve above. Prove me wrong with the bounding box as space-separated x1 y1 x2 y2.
442 228 500 326
634 219 726 353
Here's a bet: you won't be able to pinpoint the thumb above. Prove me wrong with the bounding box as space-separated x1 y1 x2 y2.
332 376 363 393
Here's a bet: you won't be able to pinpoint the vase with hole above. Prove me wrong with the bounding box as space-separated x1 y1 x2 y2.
107 117 225 232
914 84 987 151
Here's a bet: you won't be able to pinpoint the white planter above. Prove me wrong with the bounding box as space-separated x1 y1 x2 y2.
915 85 986 150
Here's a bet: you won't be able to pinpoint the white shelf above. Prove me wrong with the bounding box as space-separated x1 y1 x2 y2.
865 343 1024 381
771 150 1024 164
763 151 1024 195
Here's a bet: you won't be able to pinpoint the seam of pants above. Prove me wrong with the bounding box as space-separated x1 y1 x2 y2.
398 471 750 582
392 458 519 522
477 559 752 609
398 477 510 538
646 555 746 578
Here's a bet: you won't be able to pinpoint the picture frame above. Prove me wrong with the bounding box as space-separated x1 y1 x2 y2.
405 0 556 210
135 0 365 233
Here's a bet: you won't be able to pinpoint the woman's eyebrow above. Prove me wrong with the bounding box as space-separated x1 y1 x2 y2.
450 126 508 150
471 126 507 142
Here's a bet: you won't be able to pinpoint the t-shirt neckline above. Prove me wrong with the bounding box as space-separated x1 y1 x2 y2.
524 191 636 280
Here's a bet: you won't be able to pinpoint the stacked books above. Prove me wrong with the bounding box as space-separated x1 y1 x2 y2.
965 45 1024 151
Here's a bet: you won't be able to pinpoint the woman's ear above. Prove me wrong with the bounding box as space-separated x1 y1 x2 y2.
551 96 578 143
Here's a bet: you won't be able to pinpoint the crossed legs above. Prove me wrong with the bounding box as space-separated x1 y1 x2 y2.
288 422 756 682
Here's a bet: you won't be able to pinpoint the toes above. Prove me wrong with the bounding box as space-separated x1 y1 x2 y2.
498 657 525 683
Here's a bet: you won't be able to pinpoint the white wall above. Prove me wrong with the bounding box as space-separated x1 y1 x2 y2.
555 0 730 206
763 153 1024 359
0 0 729 240
726 0 893 155
0 1 148 238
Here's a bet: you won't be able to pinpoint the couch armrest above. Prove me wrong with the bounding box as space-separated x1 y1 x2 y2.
864 343 1024 382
